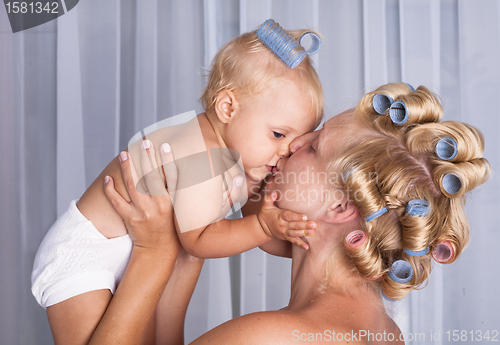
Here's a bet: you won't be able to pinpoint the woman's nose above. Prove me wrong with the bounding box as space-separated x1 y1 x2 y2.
290 131 319 154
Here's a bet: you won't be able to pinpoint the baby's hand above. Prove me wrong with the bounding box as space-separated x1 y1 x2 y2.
257 192 317 250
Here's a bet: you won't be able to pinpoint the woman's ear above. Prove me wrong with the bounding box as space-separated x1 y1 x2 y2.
214 90 239 124
323 201 359 224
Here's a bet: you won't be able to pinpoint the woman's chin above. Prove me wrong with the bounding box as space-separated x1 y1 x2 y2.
264 175 281 196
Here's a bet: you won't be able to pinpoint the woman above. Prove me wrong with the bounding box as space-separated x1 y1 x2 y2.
102 83 489 344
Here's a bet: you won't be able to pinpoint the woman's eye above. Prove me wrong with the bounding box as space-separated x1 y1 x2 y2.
273 132 284 139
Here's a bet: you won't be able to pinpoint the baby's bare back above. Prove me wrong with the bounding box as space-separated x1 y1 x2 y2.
76 113 245 239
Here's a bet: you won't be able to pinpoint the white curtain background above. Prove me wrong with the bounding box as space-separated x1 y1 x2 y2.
1 0 499 344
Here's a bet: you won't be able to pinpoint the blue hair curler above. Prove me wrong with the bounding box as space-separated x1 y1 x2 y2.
403 247 429 257
388 260 413 284
299 32 322 55
406 199 431 217
382 292 395 301
441 173 462 196
407 83 415 91
342 166 357 181
372 94 394 115
436 137 458 161
389 101 409 125
257 19 308 68
365 207 388 222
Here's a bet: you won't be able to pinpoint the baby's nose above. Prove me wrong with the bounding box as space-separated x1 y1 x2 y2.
278 144 290 158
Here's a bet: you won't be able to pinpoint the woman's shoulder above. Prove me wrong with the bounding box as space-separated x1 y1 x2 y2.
189 310 306 345
189 309 400 345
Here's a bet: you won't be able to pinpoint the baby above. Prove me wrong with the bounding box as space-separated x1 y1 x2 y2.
32 20 324 310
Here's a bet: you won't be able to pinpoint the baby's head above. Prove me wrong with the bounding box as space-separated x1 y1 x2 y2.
201 25 324 182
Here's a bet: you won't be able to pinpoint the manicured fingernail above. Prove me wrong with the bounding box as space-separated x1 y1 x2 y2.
161 143 171 153
302 215 308 221
119 151 128 161
234 175 244 188
303 244 309 250
104 176 110 184
142 139 151 150
308 229 315 235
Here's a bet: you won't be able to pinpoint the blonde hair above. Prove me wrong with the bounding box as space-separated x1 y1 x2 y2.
329 83 491 300
200 26 324 127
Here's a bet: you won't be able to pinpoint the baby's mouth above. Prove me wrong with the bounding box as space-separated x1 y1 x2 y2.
265 165 280 174
265 165 276 173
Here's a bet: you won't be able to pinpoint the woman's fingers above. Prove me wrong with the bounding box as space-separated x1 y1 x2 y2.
229 175 245 205
141 140 167 196
103 176 133 219
222 174 245 210
160 143 178 202
104 148 178 252
118 151 144 205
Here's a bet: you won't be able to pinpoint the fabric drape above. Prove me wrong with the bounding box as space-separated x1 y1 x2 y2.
1 1 499 344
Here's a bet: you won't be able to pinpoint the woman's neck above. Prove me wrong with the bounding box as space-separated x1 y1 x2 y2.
287 223 378 311
287 237 328 310
285 223 399 339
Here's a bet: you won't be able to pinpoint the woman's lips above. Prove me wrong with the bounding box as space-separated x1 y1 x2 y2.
266 161 282 174
274 159 283 173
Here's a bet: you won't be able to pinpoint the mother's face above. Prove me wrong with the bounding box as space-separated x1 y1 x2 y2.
265 111 358 219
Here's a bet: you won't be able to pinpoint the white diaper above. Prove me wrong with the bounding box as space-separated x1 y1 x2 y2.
31 200 133 308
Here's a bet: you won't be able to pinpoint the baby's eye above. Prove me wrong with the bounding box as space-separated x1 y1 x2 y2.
273 131 284 139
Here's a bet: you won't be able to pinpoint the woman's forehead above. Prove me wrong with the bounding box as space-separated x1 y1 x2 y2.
318 110 364 157
324 110 355 128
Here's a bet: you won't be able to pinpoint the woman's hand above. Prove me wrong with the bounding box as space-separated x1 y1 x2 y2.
104 141 180 254
88 141 181 345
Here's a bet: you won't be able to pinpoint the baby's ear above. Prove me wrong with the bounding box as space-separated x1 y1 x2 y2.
214 90 239 124
323 201 359 224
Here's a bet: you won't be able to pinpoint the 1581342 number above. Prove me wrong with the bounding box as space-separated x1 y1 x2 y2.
5 2 59 14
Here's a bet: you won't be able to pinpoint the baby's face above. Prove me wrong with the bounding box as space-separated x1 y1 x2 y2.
224 78 318 182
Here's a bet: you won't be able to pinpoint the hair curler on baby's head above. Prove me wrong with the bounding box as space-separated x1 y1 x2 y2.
257 19 321 68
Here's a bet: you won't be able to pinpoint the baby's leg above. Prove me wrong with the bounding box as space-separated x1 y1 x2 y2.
77 155 130 239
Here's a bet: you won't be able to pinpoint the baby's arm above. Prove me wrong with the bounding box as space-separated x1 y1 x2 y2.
241 185 294 258
178 213 269 258
176 186 317 258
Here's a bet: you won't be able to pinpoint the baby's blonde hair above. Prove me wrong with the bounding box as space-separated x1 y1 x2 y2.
329 83 490 300
200 27 324 127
